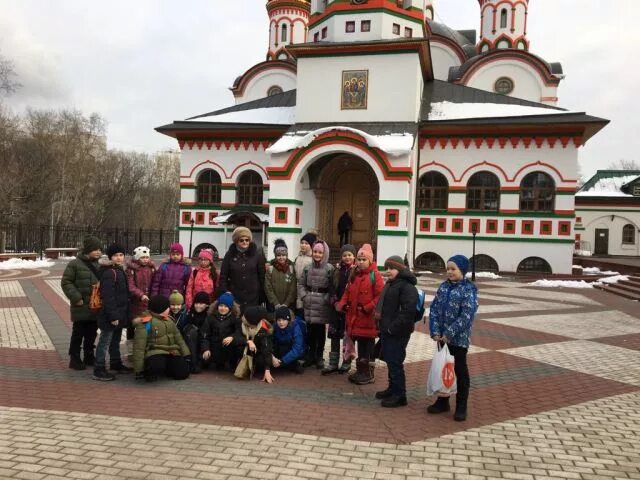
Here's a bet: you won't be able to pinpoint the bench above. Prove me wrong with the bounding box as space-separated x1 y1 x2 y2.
0 253 39 262
45 248 79 259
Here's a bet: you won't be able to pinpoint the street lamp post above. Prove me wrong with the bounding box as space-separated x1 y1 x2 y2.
188 218 195 258
471 223 477 282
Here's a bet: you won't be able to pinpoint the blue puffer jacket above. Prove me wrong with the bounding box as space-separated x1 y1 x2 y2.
429 279 478 348
272 318 306 365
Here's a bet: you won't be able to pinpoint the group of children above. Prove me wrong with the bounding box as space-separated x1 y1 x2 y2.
63 228 478 420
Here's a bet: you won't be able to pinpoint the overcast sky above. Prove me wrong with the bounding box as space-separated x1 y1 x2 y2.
1 0 638 179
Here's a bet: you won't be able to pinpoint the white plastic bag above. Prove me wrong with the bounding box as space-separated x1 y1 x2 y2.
427 343 457 396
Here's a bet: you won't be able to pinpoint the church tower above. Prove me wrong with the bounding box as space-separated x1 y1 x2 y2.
266 0 311 61
477 0 529 53
308 0 426 43
424 0 434 21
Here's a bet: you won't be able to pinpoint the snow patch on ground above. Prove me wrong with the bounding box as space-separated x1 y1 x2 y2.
466 271 502 279
267 126 414 156
528 279 594 289
428 101 570 121
581 266 620 275
593 275 629 286
0 258 55 270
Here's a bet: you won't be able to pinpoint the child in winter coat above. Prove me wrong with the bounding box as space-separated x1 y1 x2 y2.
132 295 190 382
150 243 192 299
126 246 156 355
93 243 132 381
293 231 317 317
271 306 305 374
428 254 478 421
169 290 188 331
322 244 357 375
336 244 384 385
185 248 217 310
182 291 210 374
234 306 274 383
201 292 242 371
265 239 297 311
298 240 334 369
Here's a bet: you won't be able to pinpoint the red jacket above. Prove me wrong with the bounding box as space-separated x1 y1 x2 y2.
337 263 384 339
185 267 217 310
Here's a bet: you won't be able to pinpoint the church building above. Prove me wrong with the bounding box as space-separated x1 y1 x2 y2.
156 0 608 274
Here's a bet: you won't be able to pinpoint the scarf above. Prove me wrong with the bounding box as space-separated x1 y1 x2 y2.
374 279 392 322
274 261 290 273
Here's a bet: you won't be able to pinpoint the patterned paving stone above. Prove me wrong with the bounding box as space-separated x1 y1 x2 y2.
0 307 55 350
0 281 26 298
592 332 640 352
484 309 640 339
503 340 640 387
0 391 638 480
44 280 69 305
471 320 571 350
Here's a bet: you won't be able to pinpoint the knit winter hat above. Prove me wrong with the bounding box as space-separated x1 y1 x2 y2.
82 236 102 254
168 290 184 305
384 255 407 271
232 226 252 243
193 291 211 305
273 238 288 256
148 295 170 314
311 240 330 265
274 306 292 322
106 243 126 259
357 243 374 263
340 244 357 256
243 305 268 326
198 248 214 262
133 246 150 261
217 292 235 309
169 243 184 256
448 254 470 276
300 232 317 246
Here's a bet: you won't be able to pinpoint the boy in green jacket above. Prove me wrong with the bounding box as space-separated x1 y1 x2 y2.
133 296 191 382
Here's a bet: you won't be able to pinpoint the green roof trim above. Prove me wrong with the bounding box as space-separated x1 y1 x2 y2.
378 200 410 206
268 198 304 205
416 234 574 244
178 226 226 232
579 169 640 192
377 229 409 237
416 210 574 218
267 227 303 233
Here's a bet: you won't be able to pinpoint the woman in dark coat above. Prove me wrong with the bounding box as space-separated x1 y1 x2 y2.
217 227 266 309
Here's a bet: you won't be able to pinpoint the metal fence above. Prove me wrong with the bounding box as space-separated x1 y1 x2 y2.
0 224 177 256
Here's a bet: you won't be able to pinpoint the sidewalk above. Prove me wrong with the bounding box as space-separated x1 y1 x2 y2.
0 263 639 479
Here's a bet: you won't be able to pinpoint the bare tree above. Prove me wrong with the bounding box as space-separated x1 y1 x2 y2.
0 53 21 96
607 159 640 171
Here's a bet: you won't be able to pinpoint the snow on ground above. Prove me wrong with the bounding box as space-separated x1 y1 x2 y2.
528 279 594 289
593 275 629 285
581 266 620 275
428 101 570 121
466 271 502 279
0 258 55 270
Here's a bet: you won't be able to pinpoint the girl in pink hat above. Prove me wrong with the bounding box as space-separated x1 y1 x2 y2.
185 249 218 310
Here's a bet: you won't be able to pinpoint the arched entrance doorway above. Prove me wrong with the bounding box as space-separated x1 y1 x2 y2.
312 155 379 249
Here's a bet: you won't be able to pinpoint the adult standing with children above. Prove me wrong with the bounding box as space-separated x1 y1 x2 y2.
61 235 103 370
217 226 266 309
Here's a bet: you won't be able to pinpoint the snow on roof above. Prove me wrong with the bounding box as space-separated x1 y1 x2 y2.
428 101 570 121
576 174 638 197
186 107 295 125
267 126 415 156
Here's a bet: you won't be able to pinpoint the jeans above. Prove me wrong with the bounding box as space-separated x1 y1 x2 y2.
68 321 98 358
95 326 121 369
381 333 410 397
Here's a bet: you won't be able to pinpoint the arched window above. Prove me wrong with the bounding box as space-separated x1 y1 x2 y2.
417 172 448 210
500 8 508 28
281 23 288 43
520 172 555 212
517 257 552 274
622 224 636 245
267 85 283 96
470 254 499 273
196 169 221 205
237 171 263 206
466 172 500 211
415 252 445 272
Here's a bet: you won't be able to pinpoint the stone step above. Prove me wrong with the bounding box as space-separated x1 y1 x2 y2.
594 283 640 301
613 281 640 295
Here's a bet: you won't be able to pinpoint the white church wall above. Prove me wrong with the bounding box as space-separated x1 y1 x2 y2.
236 69 297 104
296 54 423 123
431 42 462 81
576 210 640 257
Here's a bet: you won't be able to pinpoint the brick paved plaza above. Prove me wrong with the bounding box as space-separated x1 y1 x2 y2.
0 262 639 479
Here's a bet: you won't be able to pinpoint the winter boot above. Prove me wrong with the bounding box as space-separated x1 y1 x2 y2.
303 351 316 368
454 393 468 421
375 387 393 400
348 359 366 384
321 351 340 375
83 350 95 367
427 396 451 414
338 357 352 374
92 367 115 381
191 360 203 374
381 395 408 408
69 355 86 371
353 359 375 385
110 361 134 373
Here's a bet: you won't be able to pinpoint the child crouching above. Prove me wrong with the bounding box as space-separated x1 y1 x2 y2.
234 306 274 384
271 306 306 374
183 291 210 374
133 295 190 382
201 292 242 371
